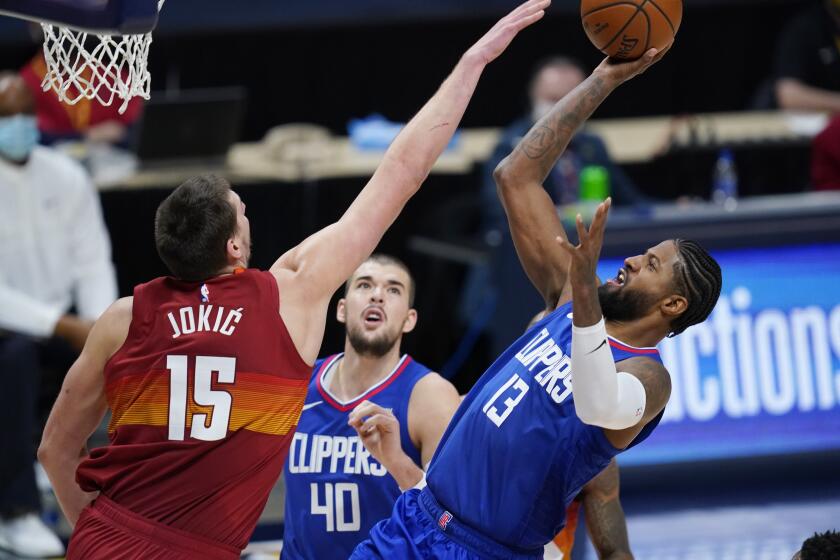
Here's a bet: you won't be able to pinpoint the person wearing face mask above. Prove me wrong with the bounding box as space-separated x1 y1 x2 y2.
771 0 840 113
0 72 118 558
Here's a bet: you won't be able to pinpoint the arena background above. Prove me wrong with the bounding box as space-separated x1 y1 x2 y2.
1 1 839 558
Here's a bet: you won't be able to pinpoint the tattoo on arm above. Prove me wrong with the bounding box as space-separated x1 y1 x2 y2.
521 125 557 159
584 461 633 558
518 75 609 179
625 357 672 421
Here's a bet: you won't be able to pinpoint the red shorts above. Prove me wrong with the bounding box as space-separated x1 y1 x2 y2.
67 495 240 560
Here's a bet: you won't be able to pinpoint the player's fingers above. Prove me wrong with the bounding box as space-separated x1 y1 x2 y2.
555 236 572 252
350 417 373 437
355 428 381 449
349 422 366 437
591 198 611 233
575 213 588 244
594 198 612 236
516 0 550 20
512 9 546 31
506 0 549 26
636 48 659 73
361 414 395 435
652 44 671 64
512 0 548 17
348 400 388 424
555 237 575 260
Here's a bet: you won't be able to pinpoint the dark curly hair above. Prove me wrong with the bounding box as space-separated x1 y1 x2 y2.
668 239 723 336
799 530 840 559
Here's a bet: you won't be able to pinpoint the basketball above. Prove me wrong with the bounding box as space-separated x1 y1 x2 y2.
581 0 683 60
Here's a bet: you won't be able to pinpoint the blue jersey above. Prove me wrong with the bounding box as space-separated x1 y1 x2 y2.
282 353 432 560
426 302 664 552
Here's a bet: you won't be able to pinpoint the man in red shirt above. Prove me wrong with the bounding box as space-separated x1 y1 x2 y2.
4 52 143 147
36 2 550 558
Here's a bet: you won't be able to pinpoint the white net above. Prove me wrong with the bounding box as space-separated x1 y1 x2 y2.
39 0 165 114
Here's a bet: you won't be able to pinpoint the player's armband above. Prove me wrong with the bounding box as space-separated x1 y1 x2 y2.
571 318 647 430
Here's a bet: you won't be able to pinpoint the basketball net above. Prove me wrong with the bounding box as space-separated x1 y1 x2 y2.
40 0 165 114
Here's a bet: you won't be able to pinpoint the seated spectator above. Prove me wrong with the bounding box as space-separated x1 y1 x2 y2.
480 55 649 241
0 73 118 558
3 52 144 148
772 0 840 113
458 56 649 351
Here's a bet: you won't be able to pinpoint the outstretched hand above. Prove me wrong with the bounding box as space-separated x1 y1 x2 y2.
556 198 612 286
348 400 404 470
465 0 550 65
594 47 670 85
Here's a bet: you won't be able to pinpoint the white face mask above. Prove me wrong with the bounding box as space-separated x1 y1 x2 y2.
0 115 39 162
531 100 555 124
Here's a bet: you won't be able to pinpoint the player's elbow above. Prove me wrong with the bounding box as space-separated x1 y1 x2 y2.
37 438 54 468
575 406 640 430
575 382 647 431
37 427 68 468
493 156 517 192
574 400 614 427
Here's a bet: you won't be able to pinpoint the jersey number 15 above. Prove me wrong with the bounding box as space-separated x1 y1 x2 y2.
166 354 236 441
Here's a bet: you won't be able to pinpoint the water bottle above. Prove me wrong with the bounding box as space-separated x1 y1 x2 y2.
579 165 611 202
711 148 738 211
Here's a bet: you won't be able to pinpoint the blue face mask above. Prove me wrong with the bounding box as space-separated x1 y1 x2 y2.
0 115 40 162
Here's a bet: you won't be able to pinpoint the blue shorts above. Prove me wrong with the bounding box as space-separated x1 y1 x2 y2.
349 488 542 560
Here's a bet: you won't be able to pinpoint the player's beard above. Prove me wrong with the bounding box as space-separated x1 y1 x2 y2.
347 323 399 358
597 283 658 323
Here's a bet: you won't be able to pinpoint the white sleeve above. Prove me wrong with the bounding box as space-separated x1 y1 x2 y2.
67 170 119 320
571 318 647 430
0 283 63 338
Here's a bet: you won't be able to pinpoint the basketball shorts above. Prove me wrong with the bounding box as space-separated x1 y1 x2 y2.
349 488 542 560
67 495 239 560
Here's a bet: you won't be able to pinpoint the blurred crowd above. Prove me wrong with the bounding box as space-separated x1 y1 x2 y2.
1 1 840 557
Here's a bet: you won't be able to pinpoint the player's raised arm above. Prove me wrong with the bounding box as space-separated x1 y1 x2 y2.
493 49 666 309
271 0 549 363
557 200 671 448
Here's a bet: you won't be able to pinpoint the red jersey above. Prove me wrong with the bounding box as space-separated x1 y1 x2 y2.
76 269 310 553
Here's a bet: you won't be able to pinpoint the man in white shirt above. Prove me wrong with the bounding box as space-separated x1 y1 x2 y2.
0 72 118 558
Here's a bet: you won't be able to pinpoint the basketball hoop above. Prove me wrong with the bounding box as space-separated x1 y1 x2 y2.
38 0 165 114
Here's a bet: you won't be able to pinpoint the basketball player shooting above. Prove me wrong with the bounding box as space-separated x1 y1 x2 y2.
351 50 723 560
35 2 550 559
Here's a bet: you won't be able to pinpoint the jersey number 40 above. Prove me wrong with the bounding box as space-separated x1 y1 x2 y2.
311 482 361 532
